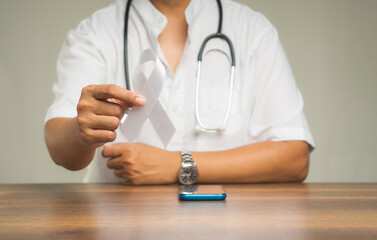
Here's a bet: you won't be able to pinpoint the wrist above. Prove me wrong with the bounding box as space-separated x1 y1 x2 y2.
166 151 181 184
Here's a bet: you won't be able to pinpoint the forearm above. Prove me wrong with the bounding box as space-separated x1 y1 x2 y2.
44 117 96 170
193 141 309 184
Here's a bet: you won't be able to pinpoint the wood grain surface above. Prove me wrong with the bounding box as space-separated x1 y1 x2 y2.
0 183 376 240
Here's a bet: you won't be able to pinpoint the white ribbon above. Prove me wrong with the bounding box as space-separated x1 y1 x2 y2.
120 49 176 148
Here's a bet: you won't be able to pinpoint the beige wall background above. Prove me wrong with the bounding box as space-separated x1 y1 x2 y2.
0 0 376 183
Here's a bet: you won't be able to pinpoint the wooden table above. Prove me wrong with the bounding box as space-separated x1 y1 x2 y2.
0 183 376 240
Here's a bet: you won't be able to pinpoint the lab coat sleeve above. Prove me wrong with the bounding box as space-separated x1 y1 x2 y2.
44 17 106 123
248 26 315 149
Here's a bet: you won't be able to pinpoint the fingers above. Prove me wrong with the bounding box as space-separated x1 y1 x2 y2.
103 144 136 181
103 143 152 186
102 143 130 158
107 158 124 170
105 98 130 116
79 88 135 118
113 169 138 184
89 115 120 131
94 100 126 118
92 84 145 107
77 84 145 147
80 128 117 145
107 157 136 183
113 169 126 178
103 143 134 169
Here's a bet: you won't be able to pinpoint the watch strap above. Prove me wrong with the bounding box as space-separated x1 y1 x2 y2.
180 152 193 163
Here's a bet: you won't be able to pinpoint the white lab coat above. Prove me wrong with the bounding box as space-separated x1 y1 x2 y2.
45 0 315 182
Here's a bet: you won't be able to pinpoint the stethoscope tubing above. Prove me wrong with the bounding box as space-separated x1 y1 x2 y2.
197 32 236 67
124 0 132 91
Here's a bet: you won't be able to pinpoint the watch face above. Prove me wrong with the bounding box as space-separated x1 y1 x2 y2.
179 166 199 185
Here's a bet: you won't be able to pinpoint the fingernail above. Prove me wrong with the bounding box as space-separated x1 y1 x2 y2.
135 97 145 106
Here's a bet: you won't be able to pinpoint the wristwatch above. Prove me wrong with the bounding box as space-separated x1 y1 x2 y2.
178 152 199 185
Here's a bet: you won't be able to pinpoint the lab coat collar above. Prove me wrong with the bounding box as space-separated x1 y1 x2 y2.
185 0 203 26
185 0 203 42
131 0 204 39
132 0 167 38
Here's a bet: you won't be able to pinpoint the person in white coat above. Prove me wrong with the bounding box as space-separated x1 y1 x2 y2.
44 0 314 184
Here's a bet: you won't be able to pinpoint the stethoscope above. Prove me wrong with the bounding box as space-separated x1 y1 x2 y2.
124 0 235 134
